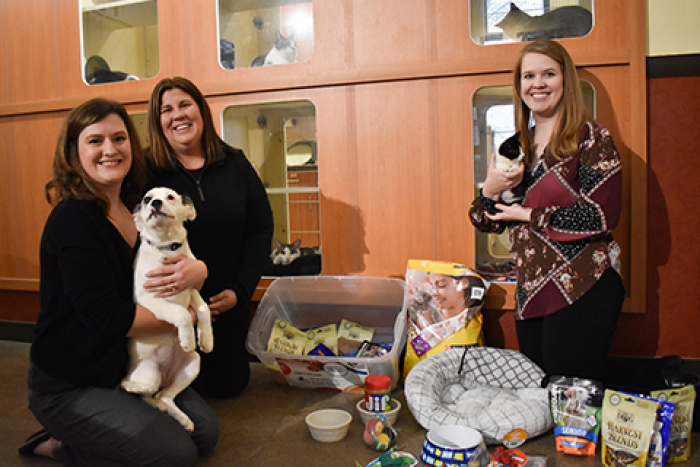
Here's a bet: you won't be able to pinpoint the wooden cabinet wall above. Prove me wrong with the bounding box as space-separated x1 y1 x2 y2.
0 0 647 318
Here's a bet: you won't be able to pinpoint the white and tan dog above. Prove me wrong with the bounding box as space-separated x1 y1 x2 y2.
121 187 213 432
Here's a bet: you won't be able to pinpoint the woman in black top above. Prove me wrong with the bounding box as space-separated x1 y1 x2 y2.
144 77 274 398
21 98 218 465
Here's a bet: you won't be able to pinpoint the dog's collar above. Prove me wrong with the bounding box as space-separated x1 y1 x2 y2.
145 238 183 252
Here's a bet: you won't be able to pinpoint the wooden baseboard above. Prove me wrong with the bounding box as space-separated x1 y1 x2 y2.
0 321 35 343
647 53 700 78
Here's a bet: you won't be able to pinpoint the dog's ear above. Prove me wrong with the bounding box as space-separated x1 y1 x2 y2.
181 195 196 221
133 202 144 232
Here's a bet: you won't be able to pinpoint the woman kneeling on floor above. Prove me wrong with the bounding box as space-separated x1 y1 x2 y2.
19 98 218 466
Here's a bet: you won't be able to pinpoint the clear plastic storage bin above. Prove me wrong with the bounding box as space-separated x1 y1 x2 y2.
246 276 408 391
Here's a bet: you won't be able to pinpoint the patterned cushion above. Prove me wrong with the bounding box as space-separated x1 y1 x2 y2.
404 347 553 444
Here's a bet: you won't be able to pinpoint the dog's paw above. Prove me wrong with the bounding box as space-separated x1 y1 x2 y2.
161 398 195 432
121 380 158 395
199 341 214 354
142 395 167 412
181 418 195 433
180 340 196 353
198 330 214 354
177 335 196 352
177 328 197 352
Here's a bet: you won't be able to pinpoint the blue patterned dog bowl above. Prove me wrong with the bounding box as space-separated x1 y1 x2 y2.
421 426 489 467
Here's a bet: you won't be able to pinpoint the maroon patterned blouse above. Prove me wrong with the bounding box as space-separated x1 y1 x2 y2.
470 121 623 320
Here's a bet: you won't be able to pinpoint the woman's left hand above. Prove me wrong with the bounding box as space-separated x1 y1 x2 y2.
209 289 238 316
486 203 533 223
144 256 208 297
482 152 525 199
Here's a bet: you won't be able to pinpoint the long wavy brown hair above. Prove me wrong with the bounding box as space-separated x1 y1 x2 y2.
512 38 589 164
45 98 146 213
146 76 229 170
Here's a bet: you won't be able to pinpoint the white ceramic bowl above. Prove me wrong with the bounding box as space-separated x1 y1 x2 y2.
356 398 402 426
305 409 353 443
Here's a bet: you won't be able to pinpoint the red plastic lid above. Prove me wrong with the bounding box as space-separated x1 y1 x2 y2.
364 374 391 390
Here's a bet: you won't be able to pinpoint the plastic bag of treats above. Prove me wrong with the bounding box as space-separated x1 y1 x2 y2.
548 376 603 456
651 385 696 463
647 397 675 467
609 391 676 467
601 389 660 467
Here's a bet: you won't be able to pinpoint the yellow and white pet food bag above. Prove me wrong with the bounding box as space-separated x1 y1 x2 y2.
403 259 488 378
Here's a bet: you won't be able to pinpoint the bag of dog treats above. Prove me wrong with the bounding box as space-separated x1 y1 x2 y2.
305 324 338 355
651 385 696 463
611 391 676 467
548 376 603 456
601 389 659 467
403 259 487 379
267 319 307 355
648 397 675 467
337 319 375 355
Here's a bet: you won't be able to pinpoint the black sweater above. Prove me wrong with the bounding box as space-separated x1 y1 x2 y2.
145 146 274 307
32 198 136 387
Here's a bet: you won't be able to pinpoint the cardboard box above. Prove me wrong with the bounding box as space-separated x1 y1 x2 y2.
246 276 408 391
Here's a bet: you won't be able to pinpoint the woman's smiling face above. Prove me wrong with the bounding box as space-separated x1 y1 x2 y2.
78 113 132 193
159 87 204 153
520 52 564 121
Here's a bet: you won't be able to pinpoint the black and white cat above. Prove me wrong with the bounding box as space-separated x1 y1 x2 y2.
251 31 297 67
496 3 592 42
84 55 139 84
495 131 524 173
488 132 526 214
270 238 320 265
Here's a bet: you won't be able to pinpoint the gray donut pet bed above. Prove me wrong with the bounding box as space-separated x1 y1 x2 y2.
405 346 553 445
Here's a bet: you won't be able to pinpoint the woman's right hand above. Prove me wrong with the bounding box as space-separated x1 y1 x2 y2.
481 151 525 200
144 256 208 298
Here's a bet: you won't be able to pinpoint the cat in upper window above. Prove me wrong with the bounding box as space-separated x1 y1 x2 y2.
84 55 139 84
251 31 297 67
496 3 592 42
270 238 320 265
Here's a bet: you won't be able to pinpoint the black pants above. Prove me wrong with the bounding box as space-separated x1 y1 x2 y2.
28 363 219 466
192 300 251 399
516 268 625 383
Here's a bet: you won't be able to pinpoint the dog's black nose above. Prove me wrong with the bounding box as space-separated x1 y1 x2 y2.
151 199 162 210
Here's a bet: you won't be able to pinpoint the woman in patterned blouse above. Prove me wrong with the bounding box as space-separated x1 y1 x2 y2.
469 38 625 383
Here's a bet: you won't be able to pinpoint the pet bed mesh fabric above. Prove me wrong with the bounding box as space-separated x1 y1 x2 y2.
404 346 553 445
